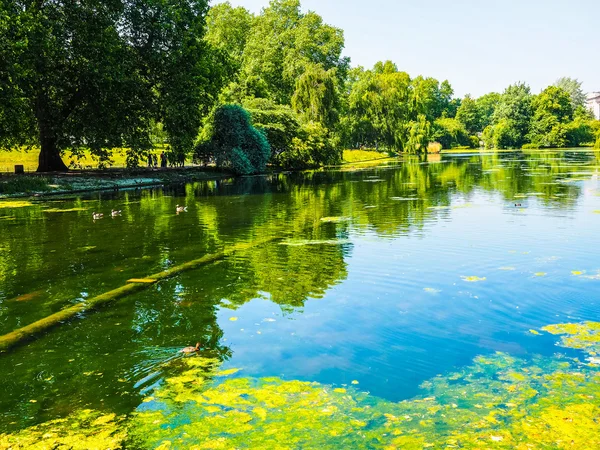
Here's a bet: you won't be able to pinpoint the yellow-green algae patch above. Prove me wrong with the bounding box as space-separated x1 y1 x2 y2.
0 201 34 209
4 323 600 449
0 409 126 449
461 275 487 282
542 322 600 353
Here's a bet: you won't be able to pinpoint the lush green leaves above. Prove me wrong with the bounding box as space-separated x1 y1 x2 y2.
196 104 271 175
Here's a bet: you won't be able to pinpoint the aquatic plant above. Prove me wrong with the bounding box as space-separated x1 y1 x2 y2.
3 322 600 449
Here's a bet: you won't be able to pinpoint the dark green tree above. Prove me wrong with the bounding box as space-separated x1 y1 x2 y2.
201 104 271 175
0 0 224 171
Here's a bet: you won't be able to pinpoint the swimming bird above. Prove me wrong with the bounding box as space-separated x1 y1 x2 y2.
180 343 200 354
92 212 104 220
176 205 188 213
111 209 122 217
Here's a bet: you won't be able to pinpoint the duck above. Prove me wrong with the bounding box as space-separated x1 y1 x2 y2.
180 343 200 354
176 205 188 213
111 209 122 217
92 212 104 220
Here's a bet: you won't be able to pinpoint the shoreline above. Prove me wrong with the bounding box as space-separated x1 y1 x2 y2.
0 167 233 200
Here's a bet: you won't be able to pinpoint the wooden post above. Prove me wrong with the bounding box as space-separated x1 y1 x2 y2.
14 165 24 174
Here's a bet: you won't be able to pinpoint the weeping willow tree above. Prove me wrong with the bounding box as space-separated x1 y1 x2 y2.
291 65 340 130
405 115 431 154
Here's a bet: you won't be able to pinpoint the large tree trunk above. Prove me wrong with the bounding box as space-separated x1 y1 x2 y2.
37 131 68 172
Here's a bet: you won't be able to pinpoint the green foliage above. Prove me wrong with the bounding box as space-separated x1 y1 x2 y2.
292 65 340 129
488 83 533 149
529 86 574 148
455 95 480 134
243 98 301 158
205 2 254 67
199 105 271 175
276 122 341 169
0 0 226 171
239 0 349 104
432 118 471 149
405 115 431 154
554 77 587 109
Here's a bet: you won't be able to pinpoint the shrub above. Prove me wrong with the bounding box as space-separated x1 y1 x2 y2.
195 105 270 175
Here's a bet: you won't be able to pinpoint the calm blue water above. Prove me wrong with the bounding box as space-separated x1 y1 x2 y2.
1 151 599 430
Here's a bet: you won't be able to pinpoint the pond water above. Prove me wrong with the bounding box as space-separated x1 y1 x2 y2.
1 151 600 446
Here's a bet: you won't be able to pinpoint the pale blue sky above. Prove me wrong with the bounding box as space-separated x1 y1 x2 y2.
221 0 599 98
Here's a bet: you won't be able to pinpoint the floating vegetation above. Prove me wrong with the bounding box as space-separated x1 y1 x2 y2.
4 322 600 448
534 272 547 277
542 322 600 353
229 317 238 322
320 216 352 223
593 210 600 214
572 270 584 276
461 276 486 282
423 287 441 293
280 239 352 247
0 409 125 449
43 207 87 213
0 201 34 209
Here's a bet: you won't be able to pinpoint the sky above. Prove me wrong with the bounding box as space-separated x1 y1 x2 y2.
220 0 599 98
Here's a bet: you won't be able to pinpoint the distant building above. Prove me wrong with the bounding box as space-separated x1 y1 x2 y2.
587 92 600 120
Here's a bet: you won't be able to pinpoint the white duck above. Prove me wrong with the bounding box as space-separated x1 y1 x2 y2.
111 209 122 217
92 212 104 220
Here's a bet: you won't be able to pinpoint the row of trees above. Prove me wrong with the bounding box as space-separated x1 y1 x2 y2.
1 0 599 172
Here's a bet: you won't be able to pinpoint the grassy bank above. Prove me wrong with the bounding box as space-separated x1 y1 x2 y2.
0 147 177 173
342 149 392 163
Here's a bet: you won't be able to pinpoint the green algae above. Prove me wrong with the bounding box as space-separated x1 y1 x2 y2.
280 239 352 247
461 276 487 282
0 409 126 449
0 201 34 209
4 322 600 449
542 322 600 354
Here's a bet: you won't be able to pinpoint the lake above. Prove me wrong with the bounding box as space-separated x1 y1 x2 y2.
1 151 600 448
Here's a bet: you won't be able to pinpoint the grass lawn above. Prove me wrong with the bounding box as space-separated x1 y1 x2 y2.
0 147 177 173
343 149 391 163
0 149 132 173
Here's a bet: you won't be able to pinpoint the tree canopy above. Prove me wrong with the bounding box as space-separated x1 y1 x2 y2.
2 0 598 172
0 0 229 171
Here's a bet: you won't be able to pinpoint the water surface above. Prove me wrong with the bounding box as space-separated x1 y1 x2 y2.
1 150 600 434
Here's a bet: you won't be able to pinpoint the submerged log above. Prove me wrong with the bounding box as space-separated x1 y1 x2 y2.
0 237 278 353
